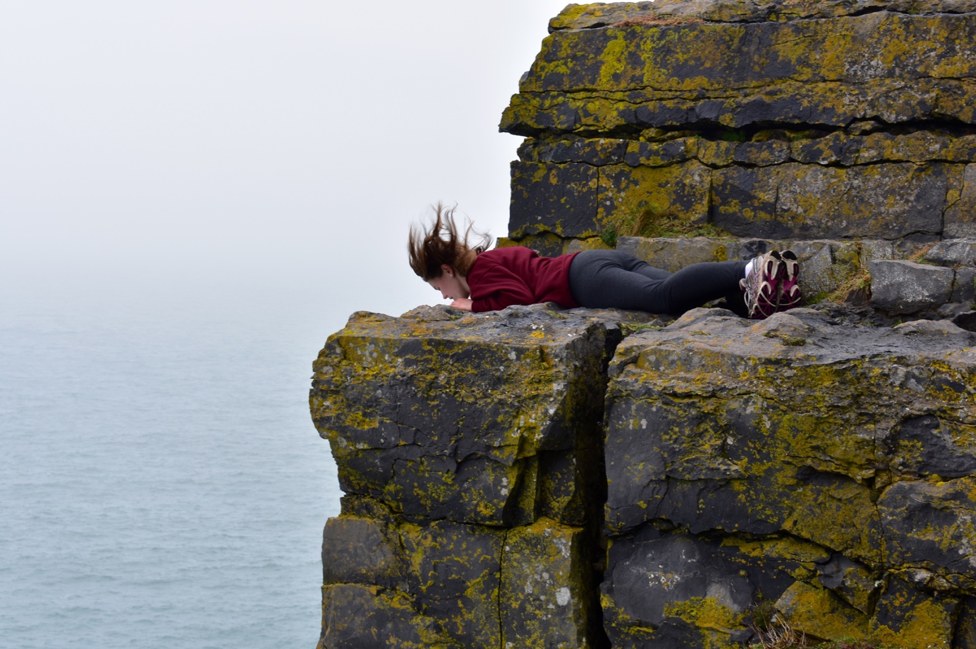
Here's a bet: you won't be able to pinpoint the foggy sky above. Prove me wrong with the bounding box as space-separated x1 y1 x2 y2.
1 1 579 337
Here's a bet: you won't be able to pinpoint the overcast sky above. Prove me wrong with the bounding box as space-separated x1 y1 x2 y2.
1 1 581 337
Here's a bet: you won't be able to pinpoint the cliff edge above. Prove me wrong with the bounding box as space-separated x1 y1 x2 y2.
311 1 976 646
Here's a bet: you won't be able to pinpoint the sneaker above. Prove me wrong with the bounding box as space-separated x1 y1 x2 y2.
777 250 801 311
740 251 783 319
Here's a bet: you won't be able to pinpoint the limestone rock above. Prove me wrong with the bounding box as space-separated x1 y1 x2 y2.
321 516 406 589
601 528 753 648
816 555 879 613
500 518 598 648
946 164 976 239
598 161 711 231
604 307 976 548
956 267 976 302
503 2 976 249
548 0 976 30
310 306 617 526
881 414 976 479
319 497 505 649
956 597 976 649
711 163 949 240
504 10 976 133
869 259 955 313
869 575 959 649
925 239 976 267
615 236 733 273
319 584 459 649
878 478 976 587
775 580 869 642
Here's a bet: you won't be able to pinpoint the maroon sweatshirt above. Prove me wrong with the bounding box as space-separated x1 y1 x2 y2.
467 247 581 313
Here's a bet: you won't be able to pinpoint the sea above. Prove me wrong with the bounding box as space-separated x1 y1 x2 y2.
1 267 345 649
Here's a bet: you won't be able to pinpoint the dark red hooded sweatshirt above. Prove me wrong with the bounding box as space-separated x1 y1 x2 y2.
466 247 580 313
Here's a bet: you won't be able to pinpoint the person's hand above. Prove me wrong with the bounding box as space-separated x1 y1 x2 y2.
450 298 473 311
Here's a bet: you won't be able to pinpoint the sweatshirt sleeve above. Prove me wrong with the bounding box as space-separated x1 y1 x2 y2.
468 260 536 312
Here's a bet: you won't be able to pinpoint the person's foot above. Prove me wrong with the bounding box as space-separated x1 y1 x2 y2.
740 251 783 319
777 250 801 311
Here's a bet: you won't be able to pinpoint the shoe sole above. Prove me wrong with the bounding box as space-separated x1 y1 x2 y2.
755 251 784 318
777 250 801 311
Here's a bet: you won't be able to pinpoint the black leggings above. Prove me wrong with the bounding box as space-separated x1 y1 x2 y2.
568 250 748 315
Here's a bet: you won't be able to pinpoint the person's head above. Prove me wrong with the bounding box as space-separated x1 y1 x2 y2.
408 204 491 298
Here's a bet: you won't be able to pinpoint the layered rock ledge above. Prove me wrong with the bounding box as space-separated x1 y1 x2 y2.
312 305 976 647
501 0 976 248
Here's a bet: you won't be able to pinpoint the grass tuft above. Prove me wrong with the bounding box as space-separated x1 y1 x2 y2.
749 617 809 649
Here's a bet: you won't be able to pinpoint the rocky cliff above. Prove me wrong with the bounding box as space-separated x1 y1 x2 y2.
311 1 976 647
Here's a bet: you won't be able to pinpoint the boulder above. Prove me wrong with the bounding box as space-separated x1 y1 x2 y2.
310 305 625 526
924 239 976 267
869 259 955 313
954 267 976 303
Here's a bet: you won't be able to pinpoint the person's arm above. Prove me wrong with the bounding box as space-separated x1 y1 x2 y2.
450 298 473 311
469 264 535 312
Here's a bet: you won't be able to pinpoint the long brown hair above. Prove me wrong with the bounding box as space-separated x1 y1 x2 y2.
408 204 491 280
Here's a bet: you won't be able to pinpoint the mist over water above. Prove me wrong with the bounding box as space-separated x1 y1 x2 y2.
1 264 345 649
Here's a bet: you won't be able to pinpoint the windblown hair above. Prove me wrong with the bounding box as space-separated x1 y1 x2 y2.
408 204 491 280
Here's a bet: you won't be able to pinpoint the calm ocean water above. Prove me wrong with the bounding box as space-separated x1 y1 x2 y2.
0 271 342 649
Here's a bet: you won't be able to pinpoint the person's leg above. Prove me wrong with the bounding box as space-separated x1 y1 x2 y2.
659 260 749 314
569 250 747 314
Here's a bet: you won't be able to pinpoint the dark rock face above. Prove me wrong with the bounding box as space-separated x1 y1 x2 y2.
313 305 976 648
311 305 666 649
501 0 976 255
600 308 976 647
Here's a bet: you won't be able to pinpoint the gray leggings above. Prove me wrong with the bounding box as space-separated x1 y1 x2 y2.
568 250 748 315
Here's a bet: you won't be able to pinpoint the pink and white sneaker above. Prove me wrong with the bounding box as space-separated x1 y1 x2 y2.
740 251 784 319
